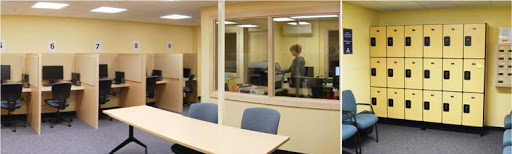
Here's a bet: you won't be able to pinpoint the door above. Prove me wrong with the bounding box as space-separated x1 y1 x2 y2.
442 92 462 125
424 25 443 58
388 88 404 119
387 26 405 57
443 59 463 91
405 58 423 89
462 93 484 127
370 58 387 87
463 59 485 93
464 24 486 58
405 25 423 57
370 27 387 57
423 90 442 123
405 89 423 121
423 59 442 90
443 24 463 58
370 87 388 118
387 58 404 88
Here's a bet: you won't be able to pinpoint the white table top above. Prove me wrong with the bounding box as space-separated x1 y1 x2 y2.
111 83 130 88
104 106 289 154
40 85 85 92
156 80 167 84
22 88 32 93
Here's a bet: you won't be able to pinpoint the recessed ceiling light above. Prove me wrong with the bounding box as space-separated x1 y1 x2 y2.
290 15 338 19
288 22 310 25
273 17 294 22
32 2 68 9
161 14 191 20
91 7 127 13
237 24 258 28
216 21 237 24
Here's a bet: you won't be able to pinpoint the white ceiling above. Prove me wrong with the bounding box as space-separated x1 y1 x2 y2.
1 1 223 26
345 1 511 12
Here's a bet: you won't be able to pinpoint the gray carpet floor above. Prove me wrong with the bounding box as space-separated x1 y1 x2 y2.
343 123 504 154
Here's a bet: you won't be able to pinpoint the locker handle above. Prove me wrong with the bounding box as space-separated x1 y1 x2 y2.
371 37 376 46
405 100 411 109
388 37 393 46
424 37 430 46
444 71 450 79
463 104 470 113
405 37 411 46
465 36 471 46
388 69 394 77
388 99 394 107
405 69 411 78
443 103 449 112
371 68 377 76
424 102 430 110
464 71 471 80
444 36 450 46
372 97 377 105
424 70 430 79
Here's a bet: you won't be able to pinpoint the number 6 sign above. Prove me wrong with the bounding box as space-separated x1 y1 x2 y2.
48 41 57 52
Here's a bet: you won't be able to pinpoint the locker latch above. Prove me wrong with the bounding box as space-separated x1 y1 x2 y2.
424 37 430 46
388 99 394 107
405 69 411 78
372 98 377 105
405 37 411 46
388 37 393 46
424 70 430 79
424 102 430 110
465 36 471 46
388 69 393 77
464 71 471 80
463 104 470 113
444 71 450 79
371 68 377 76
371 37 376 46
405 100 411 109
444 36 450 46
443 103 450 112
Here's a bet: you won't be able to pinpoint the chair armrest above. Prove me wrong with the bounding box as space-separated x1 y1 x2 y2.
356 103 375 114
342 110 358 126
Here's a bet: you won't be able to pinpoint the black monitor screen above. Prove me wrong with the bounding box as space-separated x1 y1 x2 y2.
1 65 11 80
42 66 64 80
99 64 108 78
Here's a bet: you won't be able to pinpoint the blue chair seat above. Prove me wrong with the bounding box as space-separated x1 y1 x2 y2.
505 146 511 154
505 129 511 147
1 100 22 111
45 99 70 109
99 95 110 104
505 115 511 129
342 124 357 141
184 87 192 93
355 113 378 129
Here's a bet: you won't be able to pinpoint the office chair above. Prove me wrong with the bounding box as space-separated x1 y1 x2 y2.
171 103 218 154
505 129 511 147
342 111 361 154
146 76 157 106
342 90 379 142
99 79 113 121
505 146 512 154
241 107 280 135
505 111 511 129
1 83 25 132
183 73 196 106
45 82 72 128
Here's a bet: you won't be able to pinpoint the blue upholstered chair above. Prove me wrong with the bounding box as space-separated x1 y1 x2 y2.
171 103 218 154
505 111 511 129
505 146 511 154
45 82 72 128
342 111 361 154
1 83 25 132
505 129 511 147
342 90 379 142
241 107 281 135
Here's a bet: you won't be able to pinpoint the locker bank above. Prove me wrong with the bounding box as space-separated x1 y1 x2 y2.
342 1 511 154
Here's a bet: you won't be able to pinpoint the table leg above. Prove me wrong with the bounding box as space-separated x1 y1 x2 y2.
109 125 147 154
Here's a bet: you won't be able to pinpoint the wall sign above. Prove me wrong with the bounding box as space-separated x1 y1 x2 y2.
94 41 102 52
167 41 173 52
0 40 4 52
133 41 140 51
343 28 353 54
48 40 57 52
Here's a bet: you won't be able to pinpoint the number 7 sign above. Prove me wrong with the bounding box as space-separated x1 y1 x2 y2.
94 41 102 52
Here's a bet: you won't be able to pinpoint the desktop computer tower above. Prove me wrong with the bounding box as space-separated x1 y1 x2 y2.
22 74 30 88
72 73 81 86
115 71 125 84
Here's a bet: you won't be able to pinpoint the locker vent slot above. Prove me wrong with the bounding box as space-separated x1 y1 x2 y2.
406 100 411 108
388 69 394 77
508 73 512 76
499 57 505 60
443 103 449 112
372 98 377 105
444 71 450 79
463 105 470 113
371 37 376 46
499 65 504 68
405 69 411 78
499 73 504 76
424 70 430 79
444 36 450 46
424 102 430 110
371 68 377 76
406 37 411 46
498 81 504 83
499 50 505 52
388 99 394 107
424 37 430 46
388 37 393 46
465 36 471 46
464 71 471 80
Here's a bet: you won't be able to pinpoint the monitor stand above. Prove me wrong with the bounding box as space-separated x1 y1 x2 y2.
43 80 55 87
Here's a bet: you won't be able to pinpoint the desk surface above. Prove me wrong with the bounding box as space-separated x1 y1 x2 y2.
41 85 85 92
22 88 32 93
104 106 289 154
156 80 167 84
112 83 130 88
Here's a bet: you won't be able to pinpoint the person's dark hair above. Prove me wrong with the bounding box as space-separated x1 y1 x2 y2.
290 44 302 54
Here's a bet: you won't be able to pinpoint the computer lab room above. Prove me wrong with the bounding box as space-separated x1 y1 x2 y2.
341 1 511 154
0 1 341 154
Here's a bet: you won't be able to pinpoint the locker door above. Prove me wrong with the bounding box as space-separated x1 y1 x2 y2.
387 26 405 57
443 24 463 58
423 90 442 123
442 92 462 125
405 58 423 89
387 58 404 88
462 93 484 127
387 88 404 119
370 87 388 118
424 25 443 58
423 59 442 90
405 89 423 121
443 59 463 91
370 58 387 87
370 27 387 57
405 25 423 57
463 59 485 93
464 24 486 58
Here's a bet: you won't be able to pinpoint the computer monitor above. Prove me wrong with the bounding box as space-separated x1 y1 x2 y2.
42 66 63 84
99 64 108 78
115 71 125 84
152 69 162 81
1 65 11 82
335 66 340 76
183 68 191 78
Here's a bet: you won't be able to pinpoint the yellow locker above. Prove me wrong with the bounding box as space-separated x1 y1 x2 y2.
387 58 404 88
370 27 387 57
423 59 442 90
424 25 443 58
463 59 485 93
464 24 486 58
405 58 423 89
443 59 463 91
443 24 464 58
405 89 423 121
462 93 484 127
405 25 423 57
370 87 387 118
387 88 404 119
370 58 387 87
442 92 462 125
387 26 405 57
423 90 442 123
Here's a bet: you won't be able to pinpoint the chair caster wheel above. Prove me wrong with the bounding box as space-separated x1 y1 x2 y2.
70 119 73 122
68 124 71 127
109 118 113 121
13 130 16 132
50 126 54 128
23 125 26 127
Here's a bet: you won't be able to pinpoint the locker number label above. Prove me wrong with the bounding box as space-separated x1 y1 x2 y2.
0 40 4 52
133 41 140 51
94 41 102 52
48 41 57 52
167 41 173 52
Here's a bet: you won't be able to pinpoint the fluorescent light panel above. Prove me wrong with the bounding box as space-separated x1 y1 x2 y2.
91 7 127 13
161 14 191 19
237 24 258 28
216 21 237 24
288 21 310 25
273 17 294 22
32 2 68 9
290 15 338 19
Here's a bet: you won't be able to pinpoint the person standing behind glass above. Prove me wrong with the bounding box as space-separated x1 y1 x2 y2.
283 44 305 97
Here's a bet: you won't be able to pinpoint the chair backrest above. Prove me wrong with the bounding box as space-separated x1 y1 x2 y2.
51 82 72 108
342 90 357 121
185 73 196 91
1 83 23 103
99 79 112 103
188 103 218 124
241 107 280 134
146 76 157 98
